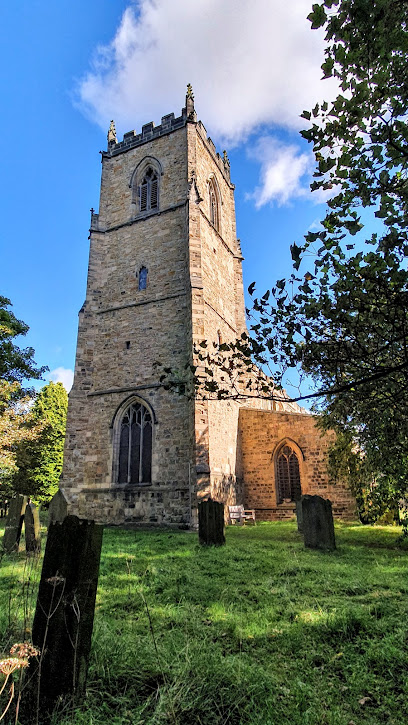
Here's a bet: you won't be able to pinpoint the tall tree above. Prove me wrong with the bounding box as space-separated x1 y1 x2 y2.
0 381 44 484
10 382 68 503
267 0 408 519
0 296 47 390
0 296 48 491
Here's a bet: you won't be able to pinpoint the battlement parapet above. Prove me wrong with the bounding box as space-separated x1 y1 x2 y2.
103 87 231 184
105 108 188 157
196 124 231 185
90 209 99 231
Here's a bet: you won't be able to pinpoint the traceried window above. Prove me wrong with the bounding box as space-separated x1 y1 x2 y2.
138 266 148 291
276 445 301 504
139 168 158 212
209 179 219 231
118 402 152 484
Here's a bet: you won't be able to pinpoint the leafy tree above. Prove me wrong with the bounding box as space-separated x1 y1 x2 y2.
0 296 47 390
268 0 408 521
159 0 408 524
10 382 68 503
0 381 44 486
0 296 48 493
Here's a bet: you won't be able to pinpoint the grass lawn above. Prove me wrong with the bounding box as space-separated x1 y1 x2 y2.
1 519 407 724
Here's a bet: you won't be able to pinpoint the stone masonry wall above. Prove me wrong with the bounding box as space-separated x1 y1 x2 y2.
61 92 355 528
187 122 245 509
61 121 196 526
239 409 356 520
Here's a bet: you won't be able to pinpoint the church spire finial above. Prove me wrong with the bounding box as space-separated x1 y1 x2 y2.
186 83 196 119
107 119 117 145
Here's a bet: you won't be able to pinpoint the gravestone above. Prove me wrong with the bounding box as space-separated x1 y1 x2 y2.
25 502 41 553
198 499 225 546
2 495 28 553
295 499 303 533
48 488 68 525
23 515 103 723
302 495 336 551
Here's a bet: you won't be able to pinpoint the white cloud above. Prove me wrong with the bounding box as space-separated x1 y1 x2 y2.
77 0 336 144
308 217 323 231
48 367 74 392
247 136 314 206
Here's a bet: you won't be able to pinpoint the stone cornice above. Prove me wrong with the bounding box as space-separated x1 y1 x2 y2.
97 291 187 315
199 208 238 258
203 300 237 334
91 200 187 235
87 383 162 398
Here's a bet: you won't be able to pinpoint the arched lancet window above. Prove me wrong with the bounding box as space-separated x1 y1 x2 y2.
138 266 148 291
118 401 152 484
208 179 219 231
139 168 158 212
276 444 302 504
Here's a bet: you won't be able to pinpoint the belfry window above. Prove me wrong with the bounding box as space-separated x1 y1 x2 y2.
276 445 302 504
209 180 219 231
118 402 152 484
139 168 159 212
138 266 148 291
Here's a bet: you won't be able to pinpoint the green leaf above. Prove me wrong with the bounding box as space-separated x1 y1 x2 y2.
308 3 327 29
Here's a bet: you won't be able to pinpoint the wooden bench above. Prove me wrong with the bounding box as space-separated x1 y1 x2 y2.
228 505 256 525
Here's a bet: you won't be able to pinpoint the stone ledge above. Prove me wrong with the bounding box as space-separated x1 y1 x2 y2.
87 383 162 398
94 200 187 235
97 290 187 315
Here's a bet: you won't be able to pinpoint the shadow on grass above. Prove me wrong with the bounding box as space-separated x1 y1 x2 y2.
1 519 407 724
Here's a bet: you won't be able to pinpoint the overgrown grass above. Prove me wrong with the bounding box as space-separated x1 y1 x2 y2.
1 519 407 724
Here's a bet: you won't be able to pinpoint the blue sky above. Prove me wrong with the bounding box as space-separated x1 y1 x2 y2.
1 0 333 398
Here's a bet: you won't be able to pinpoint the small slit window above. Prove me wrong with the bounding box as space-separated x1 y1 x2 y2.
208 179 219 231
139 168 159 212
118 402 152 484
276 445 302 504
138 266 148 291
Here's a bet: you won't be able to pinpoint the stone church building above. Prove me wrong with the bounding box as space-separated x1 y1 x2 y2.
60 87 355 526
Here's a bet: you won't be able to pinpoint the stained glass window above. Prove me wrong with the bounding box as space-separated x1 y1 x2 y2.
276 445 301 504
118 402 152 484
138 266 148 291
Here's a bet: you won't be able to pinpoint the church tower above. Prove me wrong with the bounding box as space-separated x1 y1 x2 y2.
61 87 247 526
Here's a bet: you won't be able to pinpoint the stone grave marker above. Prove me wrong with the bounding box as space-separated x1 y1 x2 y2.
2 495 28 553
198 499 225 546
302 494 336 551
48 488 68 525
23 515 103 723
25 502 41 553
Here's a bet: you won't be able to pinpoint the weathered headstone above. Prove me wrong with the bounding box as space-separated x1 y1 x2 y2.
198 499 225 546
295 499 303 533
48 488 68 525
2 495 28 553
25 502 41 553
23 515 103 723
302 495 336 551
